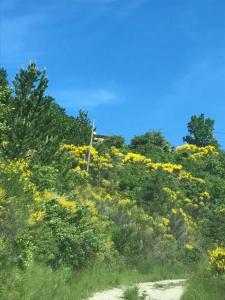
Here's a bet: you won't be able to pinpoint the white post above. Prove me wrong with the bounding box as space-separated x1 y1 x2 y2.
86 120 95 173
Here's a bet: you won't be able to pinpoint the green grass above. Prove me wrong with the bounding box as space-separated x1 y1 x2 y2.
0 258 189 300
123 285 147 300
123 286 145 300
181 274 225 300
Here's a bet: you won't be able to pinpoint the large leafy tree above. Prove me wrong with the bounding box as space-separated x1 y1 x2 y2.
95 135 126 154
183 114 219 148
0 64 92 161
129 131 173 161
67 110 92 146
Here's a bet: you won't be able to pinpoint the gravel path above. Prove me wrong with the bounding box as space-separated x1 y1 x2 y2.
88 279 186 300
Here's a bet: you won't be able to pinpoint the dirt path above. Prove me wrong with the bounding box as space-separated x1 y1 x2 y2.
88 279 186 300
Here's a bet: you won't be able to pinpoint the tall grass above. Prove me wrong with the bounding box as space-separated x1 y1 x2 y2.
123 286 142 300
0 257 188 300
181 274 225 300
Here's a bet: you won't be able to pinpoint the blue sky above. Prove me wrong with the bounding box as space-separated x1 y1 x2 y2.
1 0 225 146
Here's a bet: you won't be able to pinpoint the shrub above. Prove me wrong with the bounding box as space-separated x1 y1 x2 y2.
208 246 225 275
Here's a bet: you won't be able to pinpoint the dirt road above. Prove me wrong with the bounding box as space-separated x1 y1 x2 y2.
88 279 186 300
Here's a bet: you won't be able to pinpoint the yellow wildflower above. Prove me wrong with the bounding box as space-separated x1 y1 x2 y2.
118 199 132 206
28 211 45 225
185 243 194 251
58 197 77 212
208 246 225 274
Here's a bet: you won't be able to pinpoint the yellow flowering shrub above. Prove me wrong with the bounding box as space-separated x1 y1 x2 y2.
176 144 219 159
123 153 182 174
0 187 6 202
58 197 77 212
0 159 37 195
28 211 45 225
34 190 56 202
110 146 124 158
185 243 194 251
74 166 89 178
58 144 113 186
178 170 205 184
123 152 152 166
208 246 225 275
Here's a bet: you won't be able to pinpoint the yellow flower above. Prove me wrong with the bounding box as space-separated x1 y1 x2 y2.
163 187 179 201
74 166 89 177
164 234 173 240
148 162 182 173
111 146 124 157
0 188 6 202
58 197 77 212
118 199 132 206
199 191 210 200
162 217 170 226
176 144 219 159
178 171 205 184
34 190 55 202
208 246 225 274
28 211 45 225
185 243 194 251
218 207 225 213
176 144 198 152
1 141 8 147
101 179 111 186
123 152 152 165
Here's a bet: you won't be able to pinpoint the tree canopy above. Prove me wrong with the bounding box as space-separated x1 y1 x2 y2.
129 131 173 161
183 114 219 148
0 64 92 161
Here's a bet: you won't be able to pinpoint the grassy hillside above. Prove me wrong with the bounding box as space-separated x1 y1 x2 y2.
0 64 224 299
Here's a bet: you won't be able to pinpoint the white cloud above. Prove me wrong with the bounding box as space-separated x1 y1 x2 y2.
55 88 118 109
0 0 149 67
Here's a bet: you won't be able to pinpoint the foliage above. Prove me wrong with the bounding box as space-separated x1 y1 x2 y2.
123 286 146 300
97 135 125 150
183 114 219 148
208 246 225 275
0 69 11 141
129 131 173 161
0 259 188 300
15 198 109 269
0 64 224 298
181 272 225 300
0 64 91 161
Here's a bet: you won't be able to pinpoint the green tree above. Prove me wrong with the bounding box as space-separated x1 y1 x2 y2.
95 135 126 154
129 131 173 161
102 135 125 149
183 114 219 147
0 69 11 142
2 64 55 158
66 110 92 146
1 64 92 161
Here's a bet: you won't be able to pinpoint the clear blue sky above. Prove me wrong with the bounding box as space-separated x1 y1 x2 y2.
1 0 225 146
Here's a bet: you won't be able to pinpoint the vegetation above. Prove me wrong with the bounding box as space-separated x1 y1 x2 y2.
181 269 225 300
183 113 219 148
0 64 224 299
123 286 144 300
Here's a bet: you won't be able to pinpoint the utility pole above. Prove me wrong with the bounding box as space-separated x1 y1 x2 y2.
86 120 96 173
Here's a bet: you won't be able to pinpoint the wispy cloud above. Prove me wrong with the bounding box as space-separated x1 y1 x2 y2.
0 0 149 67
0 11 46 66
54 87 119 110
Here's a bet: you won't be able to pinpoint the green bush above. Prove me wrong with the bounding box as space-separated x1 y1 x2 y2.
14 199 110 269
